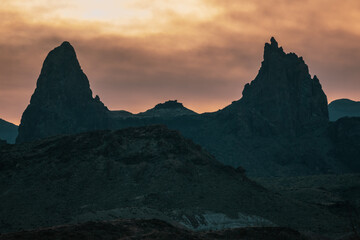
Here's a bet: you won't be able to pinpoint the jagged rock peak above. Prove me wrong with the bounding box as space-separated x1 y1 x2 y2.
29 41 99 106
16 42 109 143
238 37 329 136
38 41 82 86
47 41 76 60
60 41 73 48
270 37 278 46
264 37 285 60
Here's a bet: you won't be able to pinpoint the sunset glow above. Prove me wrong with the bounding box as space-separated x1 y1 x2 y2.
1 0 360 124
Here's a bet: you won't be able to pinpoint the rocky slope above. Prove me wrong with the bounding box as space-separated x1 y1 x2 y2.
0 126 349 235
329 99 360 121
0 219 321 240
255 174 360 211
16 42 109 143
222 37 329 136
0 119 17 144
254 173 360 238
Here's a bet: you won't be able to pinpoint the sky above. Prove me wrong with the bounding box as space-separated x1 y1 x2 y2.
1 0 360 124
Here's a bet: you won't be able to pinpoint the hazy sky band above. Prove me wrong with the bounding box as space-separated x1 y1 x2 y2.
1 0 360 124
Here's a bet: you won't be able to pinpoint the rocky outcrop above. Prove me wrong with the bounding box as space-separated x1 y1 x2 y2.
225 37 329 136
329 99 360 121
0 119 18 144
16 42 109 143
138 100 197 118
172 38 339 176
328 117 360 170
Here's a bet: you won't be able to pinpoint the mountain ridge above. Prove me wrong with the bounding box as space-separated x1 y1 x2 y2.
0 125 349 235
14 39 360 177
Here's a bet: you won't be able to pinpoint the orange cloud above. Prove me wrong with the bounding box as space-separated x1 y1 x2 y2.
0 0 359 125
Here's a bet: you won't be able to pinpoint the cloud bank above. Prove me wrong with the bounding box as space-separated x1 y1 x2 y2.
1 0 359 124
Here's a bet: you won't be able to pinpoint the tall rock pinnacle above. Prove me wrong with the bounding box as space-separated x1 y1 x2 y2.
17 42 109 143
229 37 329 136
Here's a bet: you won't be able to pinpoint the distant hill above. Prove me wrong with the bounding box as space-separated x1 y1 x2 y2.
137 100 197 118
329 99 360 121
0 119 18 144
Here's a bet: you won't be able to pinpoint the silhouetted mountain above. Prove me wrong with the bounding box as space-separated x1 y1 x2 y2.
13 39 360 177
16 42 109 143
329 99 360 121
113 38 356 177
0 219 320 240
0 126 348 235
0 119 18 144
223 37 328 136
138 100 197 118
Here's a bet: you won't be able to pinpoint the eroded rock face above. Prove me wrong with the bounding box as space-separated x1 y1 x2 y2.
229 37 329 136
16 42 109 143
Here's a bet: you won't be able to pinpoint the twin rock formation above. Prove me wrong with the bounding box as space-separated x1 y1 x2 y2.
15 37 359 176
4 38 359 235
17 37 328 142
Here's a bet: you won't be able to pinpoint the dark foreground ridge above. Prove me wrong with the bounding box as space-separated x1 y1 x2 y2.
0 126 349 235
0 219 318 240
